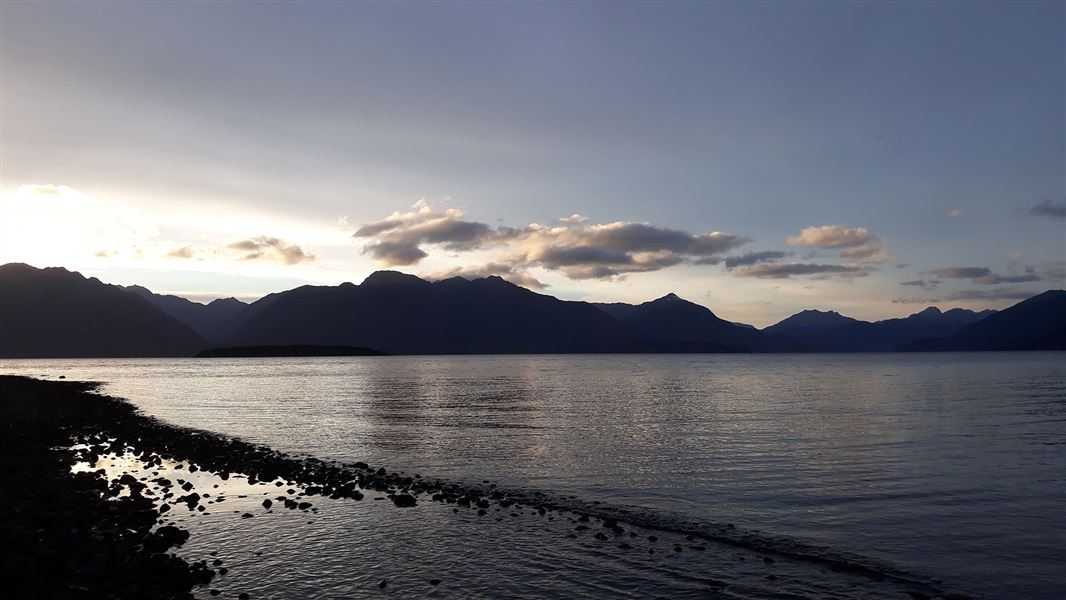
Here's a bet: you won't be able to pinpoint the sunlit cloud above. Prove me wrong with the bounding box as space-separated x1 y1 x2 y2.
166 246 196 259
558 214 590 224
786 225 887 261
424 262 548 290
226 237 315 265
352 201 748 280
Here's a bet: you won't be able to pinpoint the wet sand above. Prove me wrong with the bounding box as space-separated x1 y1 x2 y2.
0 375 963 599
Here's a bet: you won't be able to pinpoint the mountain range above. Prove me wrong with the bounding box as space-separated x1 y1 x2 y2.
0 262 1062 357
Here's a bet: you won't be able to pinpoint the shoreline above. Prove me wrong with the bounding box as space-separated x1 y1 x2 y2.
0 375 959 599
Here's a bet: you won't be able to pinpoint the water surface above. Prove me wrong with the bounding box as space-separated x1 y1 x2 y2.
4 353 1064 598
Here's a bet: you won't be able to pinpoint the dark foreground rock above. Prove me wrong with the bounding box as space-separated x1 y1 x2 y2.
0 376 214 599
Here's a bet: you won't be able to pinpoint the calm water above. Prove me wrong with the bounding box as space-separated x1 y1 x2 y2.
3 353 1064 599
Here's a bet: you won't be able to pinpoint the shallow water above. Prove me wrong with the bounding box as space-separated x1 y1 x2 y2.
5 353 1065 598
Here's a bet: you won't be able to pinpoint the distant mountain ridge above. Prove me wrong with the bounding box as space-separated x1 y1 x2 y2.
903 290 1066 351
762 305 996 352
0 262 1061 357
124 285 247 343
0 263 206 357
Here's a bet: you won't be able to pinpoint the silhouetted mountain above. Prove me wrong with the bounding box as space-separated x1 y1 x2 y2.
0 263 207 357
2 263 1059 357
764 309 864 336
124 285 247 342
219 272 654 354
904 290 1066 351
594 294 800 352
763 306 994 352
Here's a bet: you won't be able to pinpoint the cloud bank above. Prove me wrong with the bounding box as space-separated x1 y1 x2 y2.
352 201 748 280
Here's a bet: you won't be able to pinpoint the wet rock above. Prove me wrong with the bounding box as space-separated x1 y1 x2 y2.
429 579 442 586
378 579 388 589
262 499 272 509
392 494 417 508
241 512 253 518
239 594 250 600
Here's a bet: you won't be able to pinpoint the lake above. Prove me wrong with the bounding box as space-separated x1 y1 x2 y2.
2 353 1063 599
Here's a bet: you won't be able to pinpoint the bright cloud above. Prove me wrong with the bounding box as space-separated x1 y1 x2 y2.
787 225 887 261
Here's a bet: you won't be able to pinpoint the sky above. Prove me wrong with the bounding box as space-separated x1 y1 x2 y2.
1 1 1063 327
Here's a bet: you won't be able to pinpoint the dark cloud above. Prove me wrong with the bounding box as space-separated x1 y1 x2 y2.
971 273 1041 285
362 240 428 266
724 250 793 269
930 267 992 279
900 279 941 291
732 262 873 279
891 297 934 304
1029 199 1066 221
930 266 1042 285
227 237 315 265
352 202 748 279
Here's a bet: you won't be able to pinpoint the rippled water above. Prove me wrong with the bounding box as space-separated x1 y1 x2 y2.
4 353 1064 598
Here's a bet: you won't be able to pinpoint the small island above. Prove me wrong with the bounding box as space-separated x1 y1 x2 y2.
196 345 386 358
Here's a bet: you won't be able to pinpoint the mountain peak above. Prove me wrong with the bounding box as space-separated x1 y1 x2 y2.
914 306 943 318
361 270 428 287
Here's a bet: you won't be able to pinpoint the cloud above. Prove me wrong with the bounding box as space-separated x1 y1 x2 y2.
19 183 73 196
1029 199 1066 221
166 246 196 259
893 286 1039 304
352 201 501 266
929 266 1041 285
971 273 1041 285
425 262 547 290
723 250 793 269
787 225 887 261
947 209 964 217
558 214 590 223
891 297 934 304
901 279 941 291
732 262 873 279
944 287 1038 301
227 237 315 265
93 249 116 258
352 202 748 280
931 267 991 279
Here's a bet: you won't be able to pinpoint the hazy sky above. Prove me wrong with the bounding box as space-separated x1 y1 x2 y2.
1 1 1063 326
